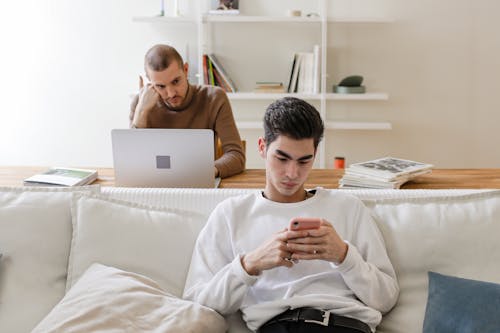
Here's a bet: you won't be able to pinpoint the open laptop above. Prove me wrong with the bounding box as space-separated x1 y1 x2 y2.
111 129 217 188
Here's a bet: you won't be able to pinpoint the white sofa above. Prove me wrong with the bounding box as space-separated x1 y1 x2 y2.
1 186 500 333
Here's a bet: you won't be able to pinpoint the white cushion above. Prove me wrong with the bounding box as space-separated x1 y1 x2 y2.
66 193 206 297
0 186 99 333
364 191 500 333
33 263 227 333
102 187 257 215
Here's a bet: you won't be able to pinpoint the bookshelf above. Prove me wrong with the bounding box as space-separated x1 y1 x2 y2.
132 0 393 168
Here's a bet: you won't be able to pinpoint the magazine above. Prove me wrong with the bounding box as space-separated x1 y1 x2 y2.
347 157 433 181
24 167 98 187
209 0 239 15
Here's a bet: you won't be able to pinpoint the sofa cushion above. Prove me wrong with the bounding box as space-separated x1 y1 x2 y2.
67 193 206 297
0 186 99 333
422 271 500 333
33 263 227 333
364 190 500 333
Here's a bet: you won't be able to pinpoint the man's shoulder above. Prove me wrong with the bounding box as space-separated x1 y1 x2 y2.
215 191 260 211
194 84 229 101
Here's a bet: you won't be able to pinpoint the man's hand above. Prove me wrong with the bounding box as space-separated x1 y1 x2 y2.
132 75 161 127
286 219 348 265
241 228 310 276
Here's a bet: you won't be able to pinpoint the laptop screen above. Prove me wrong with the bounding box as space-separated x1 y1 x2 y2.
111 129 215 188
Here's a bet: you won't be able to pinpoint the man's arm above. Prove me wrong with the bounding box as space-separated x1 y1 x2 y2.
129 78 161 128
182 206 256 314
286 201 399 313
213 92 245 178
183 201 308 312
334 201 399 313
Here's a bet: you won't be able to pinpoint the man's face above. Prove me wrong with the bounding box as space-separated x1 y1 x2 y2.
147 62 189 109
259 135 316 203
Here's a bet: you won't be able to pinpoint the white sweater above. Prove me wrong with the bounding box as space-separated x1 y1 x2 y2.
183 188 399 332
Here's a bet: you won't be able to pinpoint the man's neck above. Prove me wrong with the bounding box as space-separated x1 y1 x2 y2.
262 188 312 203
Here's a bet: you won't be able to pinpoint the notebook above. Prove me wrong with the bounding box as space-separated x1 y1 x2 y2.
111 129 217 188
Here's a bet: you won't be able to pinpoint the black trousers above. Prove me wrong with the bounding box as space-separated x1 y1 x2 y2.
259 321 368 333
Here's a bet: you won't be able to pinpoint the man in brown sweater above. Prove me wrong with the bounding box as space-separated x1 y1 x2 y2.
130 44 245 178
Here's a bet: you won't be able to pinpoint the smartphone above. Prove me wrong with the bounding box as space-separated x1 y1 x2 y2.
289 217 321 231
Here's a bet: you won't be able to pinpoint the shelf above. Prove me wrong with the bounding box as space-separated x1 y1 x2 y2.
204 15 322 23
325 121 392 130
237 121 392 131
325 93 389 100
132 16 394 24
132 3 394 168
227 92 321 100
227 92 388 101
132 16 196 23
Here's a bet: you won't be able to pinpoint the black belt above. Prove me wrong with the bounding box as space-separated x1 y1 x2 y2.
262 307 371 333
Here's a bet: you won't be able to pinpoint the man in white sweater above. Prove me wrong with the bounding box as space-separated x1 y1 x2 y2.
183 97 399 333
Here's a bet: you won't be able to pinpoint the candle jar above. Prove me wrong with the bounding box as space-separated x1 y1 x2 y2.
334 156 345 169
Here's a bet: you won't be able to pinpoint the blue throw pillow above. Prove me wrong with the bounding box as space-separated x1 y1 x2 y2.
423 271 500 333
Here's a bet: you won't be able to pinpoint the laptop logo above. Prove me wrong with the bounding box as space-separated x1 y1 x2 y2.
156 155 171 169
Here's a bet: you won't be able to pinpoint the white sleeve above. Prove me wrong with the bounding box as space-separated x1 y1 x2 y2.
183 204 258 315
336 199 400 313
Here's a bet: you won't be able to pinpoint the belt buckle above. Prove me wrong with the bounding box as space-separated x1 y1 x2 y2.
304 310 330 326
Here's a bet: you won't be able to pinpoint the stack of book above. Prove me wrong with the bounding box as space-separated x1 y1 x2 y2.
253 82 286 93
287 45 320 94
24 167 98 187
203 54 237 93
339 157 433 189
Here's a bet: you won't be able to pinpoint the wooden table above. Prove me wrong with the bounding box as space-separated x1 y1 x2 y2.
2 166 500 189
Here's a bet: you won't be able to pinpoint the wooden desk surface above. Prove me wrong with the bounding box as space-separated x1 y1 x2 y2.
2 166 500 189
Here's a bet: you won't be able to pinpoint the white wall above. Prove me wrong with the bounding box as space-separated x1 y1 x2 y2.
1 0 499 169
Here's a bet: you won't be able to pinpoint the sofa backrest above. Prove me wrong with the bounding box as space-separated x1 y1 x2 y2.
3 187 500 333
364 191 500 333
102 188 500 333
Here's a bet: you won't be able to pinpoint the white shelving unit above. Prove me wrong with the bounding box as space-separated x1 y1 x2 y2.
132 0 392 167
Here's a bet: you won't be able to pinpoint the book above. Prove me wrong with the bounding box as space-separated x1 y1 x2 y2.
253 82 286 93
206 54 237 92
207 57 216 86
339 157 433 189
312 44 321 93
208 0 239 15
24 167 98 187
212 66 232 92
297 52 314 93
287 53 302 93
202 55 209 85
287 47 318 93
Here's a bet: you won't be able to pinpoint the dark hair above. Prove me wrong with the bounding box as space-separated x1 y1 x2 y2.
263 97 324 149
144 44 184 73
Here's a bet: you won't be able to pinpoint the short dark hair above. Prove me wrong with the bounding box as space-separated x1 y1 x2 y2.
263 97 324 149
144 44 184 73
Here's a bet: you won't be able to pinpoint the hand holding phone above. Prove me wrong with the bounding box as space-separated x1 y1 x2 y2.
289 217 321 231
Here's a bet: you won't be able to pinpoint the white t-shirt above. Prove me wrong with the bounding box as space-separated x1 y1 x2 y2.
183 188 399 332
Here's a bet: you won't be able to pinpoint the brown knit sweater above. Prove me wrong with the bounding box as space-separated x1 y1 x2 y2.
129 84 245 178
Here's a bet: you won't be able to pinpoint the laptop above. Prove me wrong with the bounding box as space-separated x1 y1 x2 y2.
111 129 217 188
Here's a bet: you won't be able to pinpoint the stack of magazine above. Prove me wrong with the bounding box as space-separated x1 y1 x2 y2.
339 157 433 189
